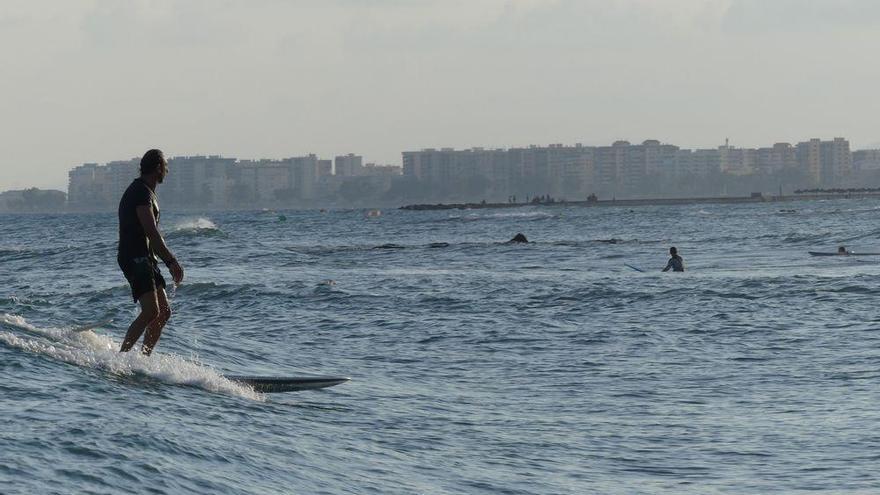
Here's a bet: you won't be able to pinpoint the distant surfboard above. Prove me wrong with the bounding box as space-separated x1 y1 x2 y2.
624 263 645 273
808 251 880 257
225 375 349 393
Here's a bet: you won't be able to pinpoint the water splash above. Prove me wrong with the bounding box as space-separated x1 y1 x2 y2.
165 217 225 240
171 217 220 232
0 313 262 401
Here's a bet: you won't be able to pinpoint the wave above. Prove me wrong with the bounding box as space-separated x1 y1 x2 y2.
0 245 75 262
167 217 225 238
173 282 270 300
430 211 558 223
287 237 661 256
780 231 833 245
0 313 261 401
373 243 406 250
286 243 441 256
838 227 880 243
172 217 218 231
547 239 662 248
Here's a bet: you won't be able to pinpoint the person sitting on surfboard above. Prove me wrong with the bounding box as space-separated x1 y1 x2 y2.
117 149 184 355
662 246 684 272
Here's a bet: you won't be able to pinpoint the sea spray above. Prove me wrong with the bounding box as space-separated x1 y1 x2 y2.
0 314 262 401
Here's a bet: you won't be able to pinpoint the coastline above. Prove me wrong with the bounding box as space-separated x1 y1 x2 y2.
400 191 880 211
5 191 880 215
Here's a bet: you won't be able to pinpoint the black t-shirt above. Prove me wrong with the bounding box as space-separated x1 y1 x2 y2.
118 178 160 263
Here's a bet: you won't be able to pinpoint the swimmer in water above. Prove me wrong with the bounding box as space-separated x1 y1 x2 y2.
662 246 684 272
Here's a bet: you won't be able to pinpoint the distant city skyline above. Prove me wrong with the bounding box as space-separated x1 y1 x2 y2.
8 135 880 194
5 135 863 213
4 134 880 211
4 1 880 191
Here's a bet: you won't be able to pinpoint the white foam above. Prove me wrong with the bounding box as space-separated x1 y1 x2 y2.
0 313 262 401
172 217 218 231
1 313 36 331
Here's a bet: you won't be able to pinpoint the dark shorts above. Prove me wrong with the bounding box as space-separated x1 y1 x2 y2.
118 256 166 303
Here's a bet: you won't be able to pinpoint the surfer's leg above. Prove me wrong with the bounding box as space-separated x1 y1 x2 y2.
141 288 171 356
120 290 160 352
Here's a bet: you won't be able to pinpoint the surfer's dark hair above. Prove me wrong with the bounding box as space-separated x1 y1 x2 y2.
140 149 166 175
670 246 677 255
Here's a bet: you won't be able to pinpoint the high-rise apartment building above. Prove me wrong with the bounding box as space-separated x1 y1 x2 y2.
68 163 99 206
67 158 139 207
853 149 880 171
720 142 756 176
163 155 237 207
796 138 851 186
756 143 797 175
290 154 321 199
796 139 822 184
594 141 629 196
318 160 332 177
334 154 363 177
545 144 594 198
821 137 851 185
673 149 721 177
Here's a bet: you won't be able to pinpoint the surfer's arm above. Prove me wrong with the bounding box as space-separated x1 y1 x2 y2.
662 259 671 272
136 205 174 263
136 205 184 284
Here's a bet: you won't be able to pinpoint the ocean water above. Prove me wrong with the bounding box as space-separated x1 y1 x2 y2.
2 199 880 494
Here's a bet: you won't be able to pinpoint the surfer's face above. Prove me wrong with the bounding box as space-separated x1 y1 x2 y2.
157 161 168 184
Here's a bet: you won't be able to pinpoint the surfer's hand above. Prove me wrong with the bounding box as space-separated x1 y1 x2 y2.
169 261 184 285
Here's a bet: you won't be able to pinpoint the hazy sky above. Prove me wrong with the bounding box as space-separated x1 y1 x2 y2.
2 0 879 191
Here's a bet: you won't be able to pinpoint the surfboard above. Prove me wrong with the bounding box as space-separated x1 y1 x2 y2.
808 251 880 257
225 375 350 393
624 263 645 272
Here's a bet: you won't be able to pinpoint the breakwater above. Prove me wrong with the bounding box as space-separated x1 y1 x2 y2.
400 191 880 210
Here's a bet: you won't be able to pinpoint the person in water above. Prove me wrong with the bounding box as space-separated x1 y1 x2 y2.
838 246 850 255
117 149 184 355
662 246 684 272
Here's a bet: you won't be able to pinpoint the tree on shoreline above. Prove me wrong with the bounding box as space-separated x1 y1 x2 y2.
2 188 66 212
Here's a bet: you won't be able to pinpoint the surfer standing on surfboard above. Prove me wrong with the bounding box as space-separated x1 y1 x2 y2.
117 149 184 355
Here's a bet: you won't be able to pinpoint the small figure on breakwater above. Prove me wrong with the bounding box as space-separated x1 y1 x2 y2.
508 233 529 243
662 246 684 272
